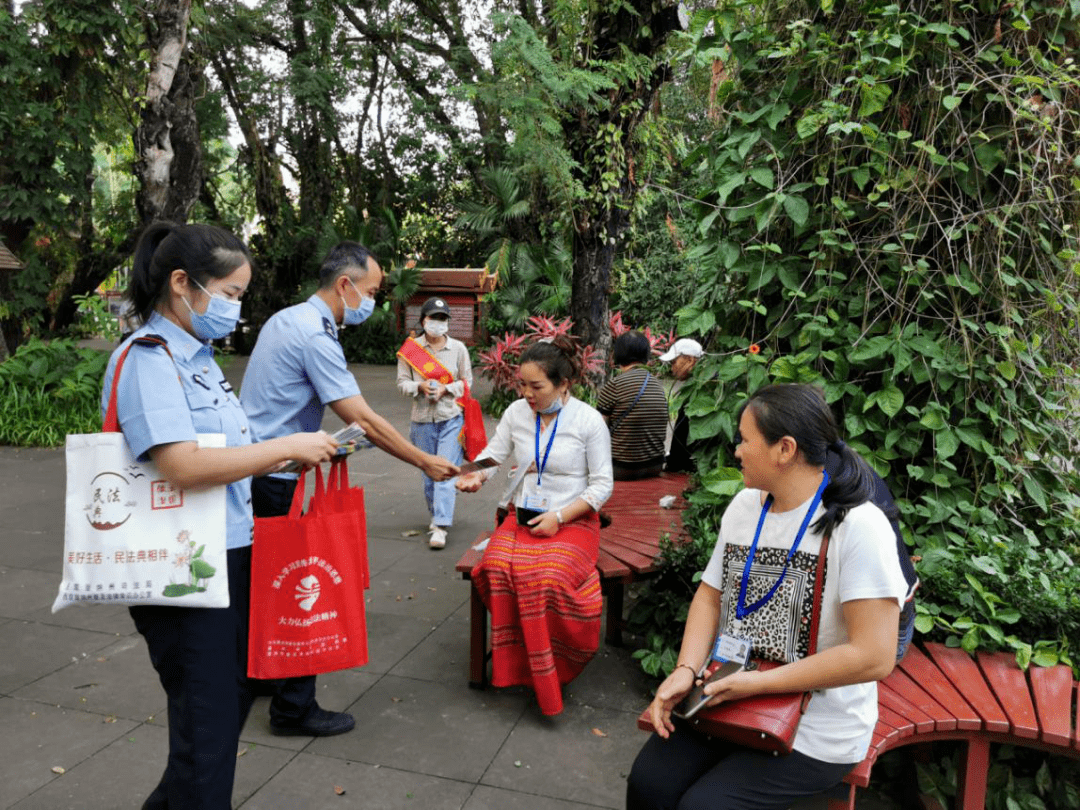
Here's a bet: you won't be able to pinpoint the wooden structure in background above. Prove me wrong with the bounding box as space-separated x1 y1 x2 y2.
0 242 23 361
400 268 498 345
0 242 20 273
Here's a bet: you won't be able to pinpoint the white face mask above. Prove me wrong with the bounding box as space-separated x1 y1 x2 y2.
424 319 449 338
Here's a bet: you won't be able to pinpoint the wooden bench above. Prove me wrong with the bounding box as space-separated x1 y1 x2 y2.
636 641 1080 809
455 472 691 688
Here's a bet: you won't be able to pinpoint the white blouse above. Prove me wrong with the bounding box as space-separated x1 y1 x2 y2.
477 397 613 513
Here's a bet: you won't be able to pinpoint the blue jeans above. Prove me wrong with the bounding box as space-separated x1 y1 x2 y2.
410 414 464 526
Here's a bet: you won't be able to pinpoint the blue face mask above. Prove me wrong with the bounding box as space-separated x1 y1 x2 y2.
539 395 565 414
341 279 375 326
184 279 241 341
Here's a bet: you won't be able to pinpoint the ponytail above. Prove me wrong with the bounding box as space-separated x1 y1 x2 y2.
127 222 178 326
817 440 875 538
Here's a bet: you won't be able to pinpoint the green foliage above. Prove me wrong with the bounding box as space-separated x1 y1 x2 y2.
0 1 136 232
72 293 122 343
916 746 1080 810
456 166 573 332
611 199 698 334
662 0 1080 666
628 529 714 676
0 339 108 446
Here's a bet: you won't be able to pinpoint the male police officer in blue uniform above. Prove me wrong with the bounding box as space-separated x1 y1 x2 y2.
241 241 459 736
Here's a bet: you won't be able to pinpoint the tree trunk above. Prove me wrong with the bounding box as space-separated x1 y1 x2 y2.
134 0 199 225
565 1 681 386
570 212 626 373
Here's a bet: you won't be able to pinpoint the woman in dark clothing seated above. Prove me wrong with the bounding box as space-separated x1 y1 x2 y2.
597 331 669 481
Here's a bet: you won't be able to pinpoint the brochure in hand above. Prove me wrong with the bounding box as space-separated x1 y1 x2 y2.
280 423 367 473
456 457 499 476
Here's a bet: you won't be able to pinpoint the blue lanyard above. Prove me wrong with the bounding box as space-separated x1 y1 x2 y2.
534 411 560 487
735 470 830 620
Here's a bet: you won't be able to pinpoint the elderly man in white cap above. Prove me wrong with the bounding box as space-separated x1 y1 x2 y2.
658 338 703 472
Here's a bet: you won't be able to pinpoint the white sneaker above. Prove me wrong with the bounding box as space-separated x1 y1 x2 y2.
429 526 447 549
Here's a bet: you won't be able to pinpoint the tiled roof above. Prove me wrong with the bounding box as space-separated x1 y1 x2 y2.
0 242 22 271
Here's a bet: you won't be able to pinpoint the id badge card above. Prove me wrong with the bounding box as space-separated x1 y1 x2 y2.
712 633 753 667
520 490 550 513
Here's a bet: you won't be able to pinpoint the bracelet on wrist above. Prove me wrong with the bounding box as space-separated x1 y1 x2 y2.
674 663 698 679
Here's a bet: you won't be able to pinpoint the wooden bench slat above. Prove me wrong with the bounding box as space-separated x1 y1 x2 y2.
872 714 905 748
922 642 1010 733
596 548 632 579
603 524 686 546
898 644 982 731
455 546 483 576
599 541 656 574
602 537 681 571
879 669 957 731
602 529 674 554
878 681 937 733
1029 665 1074 748
976 652 1040 740
877 705 917 739
843 757 874 789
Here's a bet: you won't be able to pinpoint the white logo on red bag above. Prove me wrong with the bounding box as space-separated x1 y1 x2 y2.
294 575 321 611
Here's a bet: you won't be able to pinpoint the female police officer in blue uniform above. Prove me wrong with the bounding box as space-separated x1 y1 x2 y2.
103 222 338 809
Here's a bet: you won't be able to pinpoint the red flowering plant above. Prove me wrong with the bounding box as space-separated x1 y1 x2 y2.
478 316 604 417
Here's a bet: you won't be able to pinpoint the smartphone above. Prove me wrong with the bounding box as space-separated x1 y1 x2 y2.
515 506 545 526
673 659 744 719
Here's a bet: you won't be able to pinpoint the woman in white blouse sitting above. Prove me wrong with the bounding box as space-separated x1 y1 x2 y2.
457 336 613 715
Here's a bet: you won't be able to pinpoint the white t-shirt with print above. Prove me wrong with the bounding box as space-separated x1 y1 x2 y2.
701 487 907 764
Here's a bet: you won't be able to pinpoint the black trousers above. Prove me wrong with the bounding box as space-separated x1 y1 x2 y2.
131 546 255 810
250 475 318 724
626 721 856 810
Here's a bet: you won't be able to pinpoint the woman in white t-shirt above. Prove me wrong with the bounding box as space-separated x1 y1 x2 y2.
626 384 907 810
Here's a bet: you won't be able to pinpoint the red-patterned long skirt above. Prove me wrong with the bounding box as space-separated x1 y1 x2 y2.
471 510 602 715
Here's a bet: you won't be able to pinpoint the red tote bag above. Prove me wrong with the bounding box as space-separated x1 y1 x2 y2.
458 382 488 462
248 465 368 679
306 458 369 589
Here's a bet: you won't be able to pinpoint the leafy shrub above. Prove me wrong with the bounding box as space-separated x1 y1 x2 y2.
631 0 1080 799
0 338 108 446
656 0 1080 668
610 206 699 336
628 525 715 676
71 292 122 343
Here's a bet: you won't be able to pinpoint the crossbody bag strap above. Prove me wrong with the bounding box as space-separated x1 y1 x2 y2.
609 371 651 433
102 335 176 433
